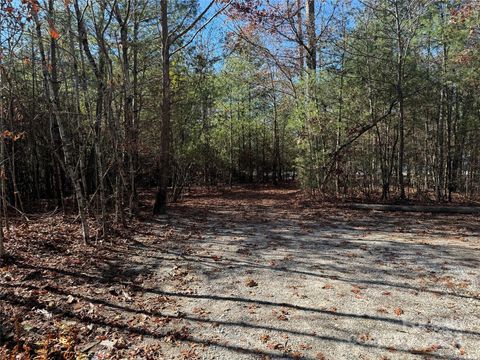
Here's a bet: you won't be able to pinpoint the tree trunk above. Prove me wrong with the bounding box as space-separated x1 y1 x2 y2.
305 0 316 72
153 0 171 215
75 0 110 234
436 40 447 202
270 69 280 185
0 58 5 261
34 7 90 243
394 1 406 200
131 0 140 213
115 1 137 215
296 0 304 73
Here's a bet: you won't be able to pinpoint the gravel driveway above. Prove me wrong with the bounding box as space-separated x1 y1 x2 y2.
2 187 479 359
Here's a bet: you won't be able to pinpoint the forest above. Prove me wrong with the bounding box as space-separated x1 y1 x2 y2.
0 0 479 359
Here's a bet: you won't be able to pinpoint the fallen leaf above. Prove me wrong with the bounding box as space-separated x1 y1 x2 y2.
35 309 53 319
358 333 373 342
291 351 302 359
412 344 441 354
351 286 361 294
266 342 283 350
259 334 270 343
99 339 116 349
122 290 132 301
394 307 404 316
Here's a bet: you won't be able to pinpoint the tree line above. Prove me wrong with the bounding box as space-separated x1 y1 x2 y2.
0 0 478 249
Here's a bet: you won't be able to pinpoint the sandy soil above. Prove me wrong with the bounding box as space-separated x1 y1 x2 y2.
1 187 479 359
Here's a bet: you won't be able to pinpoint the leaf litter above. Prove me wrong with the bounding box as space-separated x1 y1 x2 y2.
1 187 479 359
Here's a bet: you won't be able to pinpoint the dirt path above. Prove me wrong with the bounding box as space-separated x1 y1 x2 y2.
1 187 479 359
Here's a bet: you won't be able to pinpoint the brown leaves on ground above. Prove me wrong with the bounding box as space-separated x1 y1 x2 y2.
266 342 284 350
0 213 169 359
180 346 199 360
357 332 373 343
299 343 312 350
259 334 270 343
412 344 441 354
174 186 308 212
2 187 479 359
351 286 362 295
191 307 210 317
245 278 258 287
429 274 471 289
393 307 404 316
291 351 303 359
272 309 289 321
351 285 364 298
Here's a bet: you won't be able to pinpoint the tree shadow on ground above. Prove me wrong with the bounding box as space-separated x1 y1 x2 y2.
3 188 479 358
0 284 465 360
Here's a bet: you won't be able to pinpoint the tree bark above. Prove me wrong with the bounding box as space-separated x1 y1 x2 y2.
394 0 406 200
153 0 171 215
296 0 305 73
34 7 90 243
436 23 447 202
305 0 316 72
0 56 6 260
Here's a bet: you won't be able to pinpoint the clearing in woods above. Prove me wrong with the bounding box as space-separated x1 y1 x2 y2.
1 187 479 359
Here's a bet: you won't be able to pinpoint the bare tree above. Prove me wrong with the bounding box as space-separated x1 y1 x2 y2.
153 0 230 214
